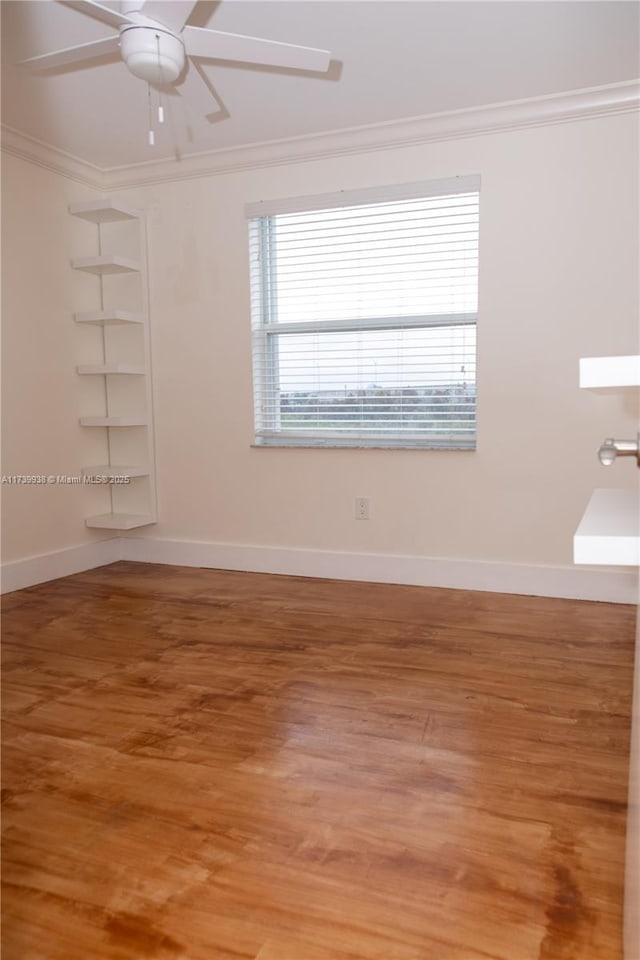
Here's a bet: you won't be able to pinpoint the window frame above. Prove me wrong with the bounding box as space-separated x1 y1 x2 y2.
246 176 480 450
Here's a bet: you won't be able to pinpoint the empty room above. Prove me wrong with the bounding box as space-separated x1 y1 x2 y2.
1 1 639 958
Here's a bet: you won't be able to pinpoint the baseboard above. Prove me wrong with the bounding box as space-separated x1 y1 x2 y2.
2 534 635 602
0 538 122 594
120 536 638 603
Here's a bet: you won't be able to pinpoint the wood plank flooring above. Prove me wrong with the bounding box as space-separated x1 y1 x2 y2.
1 561 636 960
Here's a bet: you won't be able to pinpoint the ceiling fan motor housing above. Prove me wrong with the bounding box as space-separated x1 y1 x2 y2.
120 25 185 84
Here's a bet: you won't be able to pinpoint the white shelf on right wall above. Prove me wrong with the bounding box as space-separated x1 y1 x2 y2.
574 354 639 567
574 489 639 565
580 354 640 389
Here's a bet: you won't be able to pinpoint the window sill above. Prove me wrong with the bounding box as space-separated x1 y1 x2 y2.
251 442 476 451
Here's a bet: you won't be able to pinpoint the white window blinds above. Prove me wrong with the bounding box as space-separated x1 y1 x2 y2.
247 176 479 448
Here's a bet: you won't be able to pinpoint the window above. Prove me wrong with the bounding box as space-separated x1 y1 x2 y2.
247 176 479 448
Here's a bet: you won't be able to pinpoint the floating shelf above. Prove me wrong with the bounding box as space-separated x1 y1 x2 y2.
82 465 150 478
77 363 146 375
74 310 144 326
580 355 640 389
69 200 140 223
574 488 639 566
71 255 140 275
79 416 147 427
85 513 156 530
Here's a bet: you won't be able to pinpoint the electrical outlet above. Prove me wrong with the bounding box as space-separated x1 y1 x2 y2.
355 497 370 520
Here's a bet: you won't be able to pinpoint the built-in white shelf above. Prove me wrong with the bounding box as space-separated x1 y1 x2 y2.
77 363 146 376
81 465 150 478
574 488 639 566
71 255 140 275
580 355 640 389
79 416 147 427
85 513 156 530
71 196 157 532
69 200 140 223
74 310 144 326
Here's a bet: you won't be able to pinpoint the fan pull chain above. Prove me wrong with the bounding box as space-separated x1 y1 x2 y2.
155 34 165 124
147 83 155 146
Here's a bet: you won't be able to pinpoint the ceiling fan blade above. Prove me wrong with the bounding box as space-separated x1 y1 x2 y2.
176 61 222 118
183 26 331 72
138 1 197 33
19 35 121 71
58 0 136 30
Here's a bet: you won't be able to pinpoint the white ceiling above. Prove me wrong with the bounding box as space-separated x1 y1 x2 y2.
1 0 638 170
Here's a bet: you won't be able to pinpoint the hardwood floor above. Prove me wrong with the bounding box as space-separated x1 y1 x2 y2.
1 562 636 960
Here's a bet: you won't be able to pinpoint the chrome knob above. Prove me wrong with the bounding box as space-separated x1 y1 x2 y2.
598 439 617 465
597 433 640 467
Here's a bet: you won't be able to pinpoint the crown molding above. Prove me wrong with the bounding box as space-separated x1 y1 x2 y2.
0 125 105 188
103 80 640 189
3 80 638 191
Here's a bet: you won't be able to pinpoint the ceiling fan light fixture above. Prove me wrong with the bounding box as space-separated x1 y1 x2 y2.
120 25 185 84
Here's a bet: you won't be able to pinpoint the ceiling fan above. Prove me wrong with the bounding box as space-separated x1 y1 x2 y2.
20 0 332 135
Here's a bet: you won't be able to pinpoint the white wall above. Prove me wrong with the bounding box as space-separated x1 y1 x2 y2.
114 111 638 573
0 155 112 565
2 108 638 596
